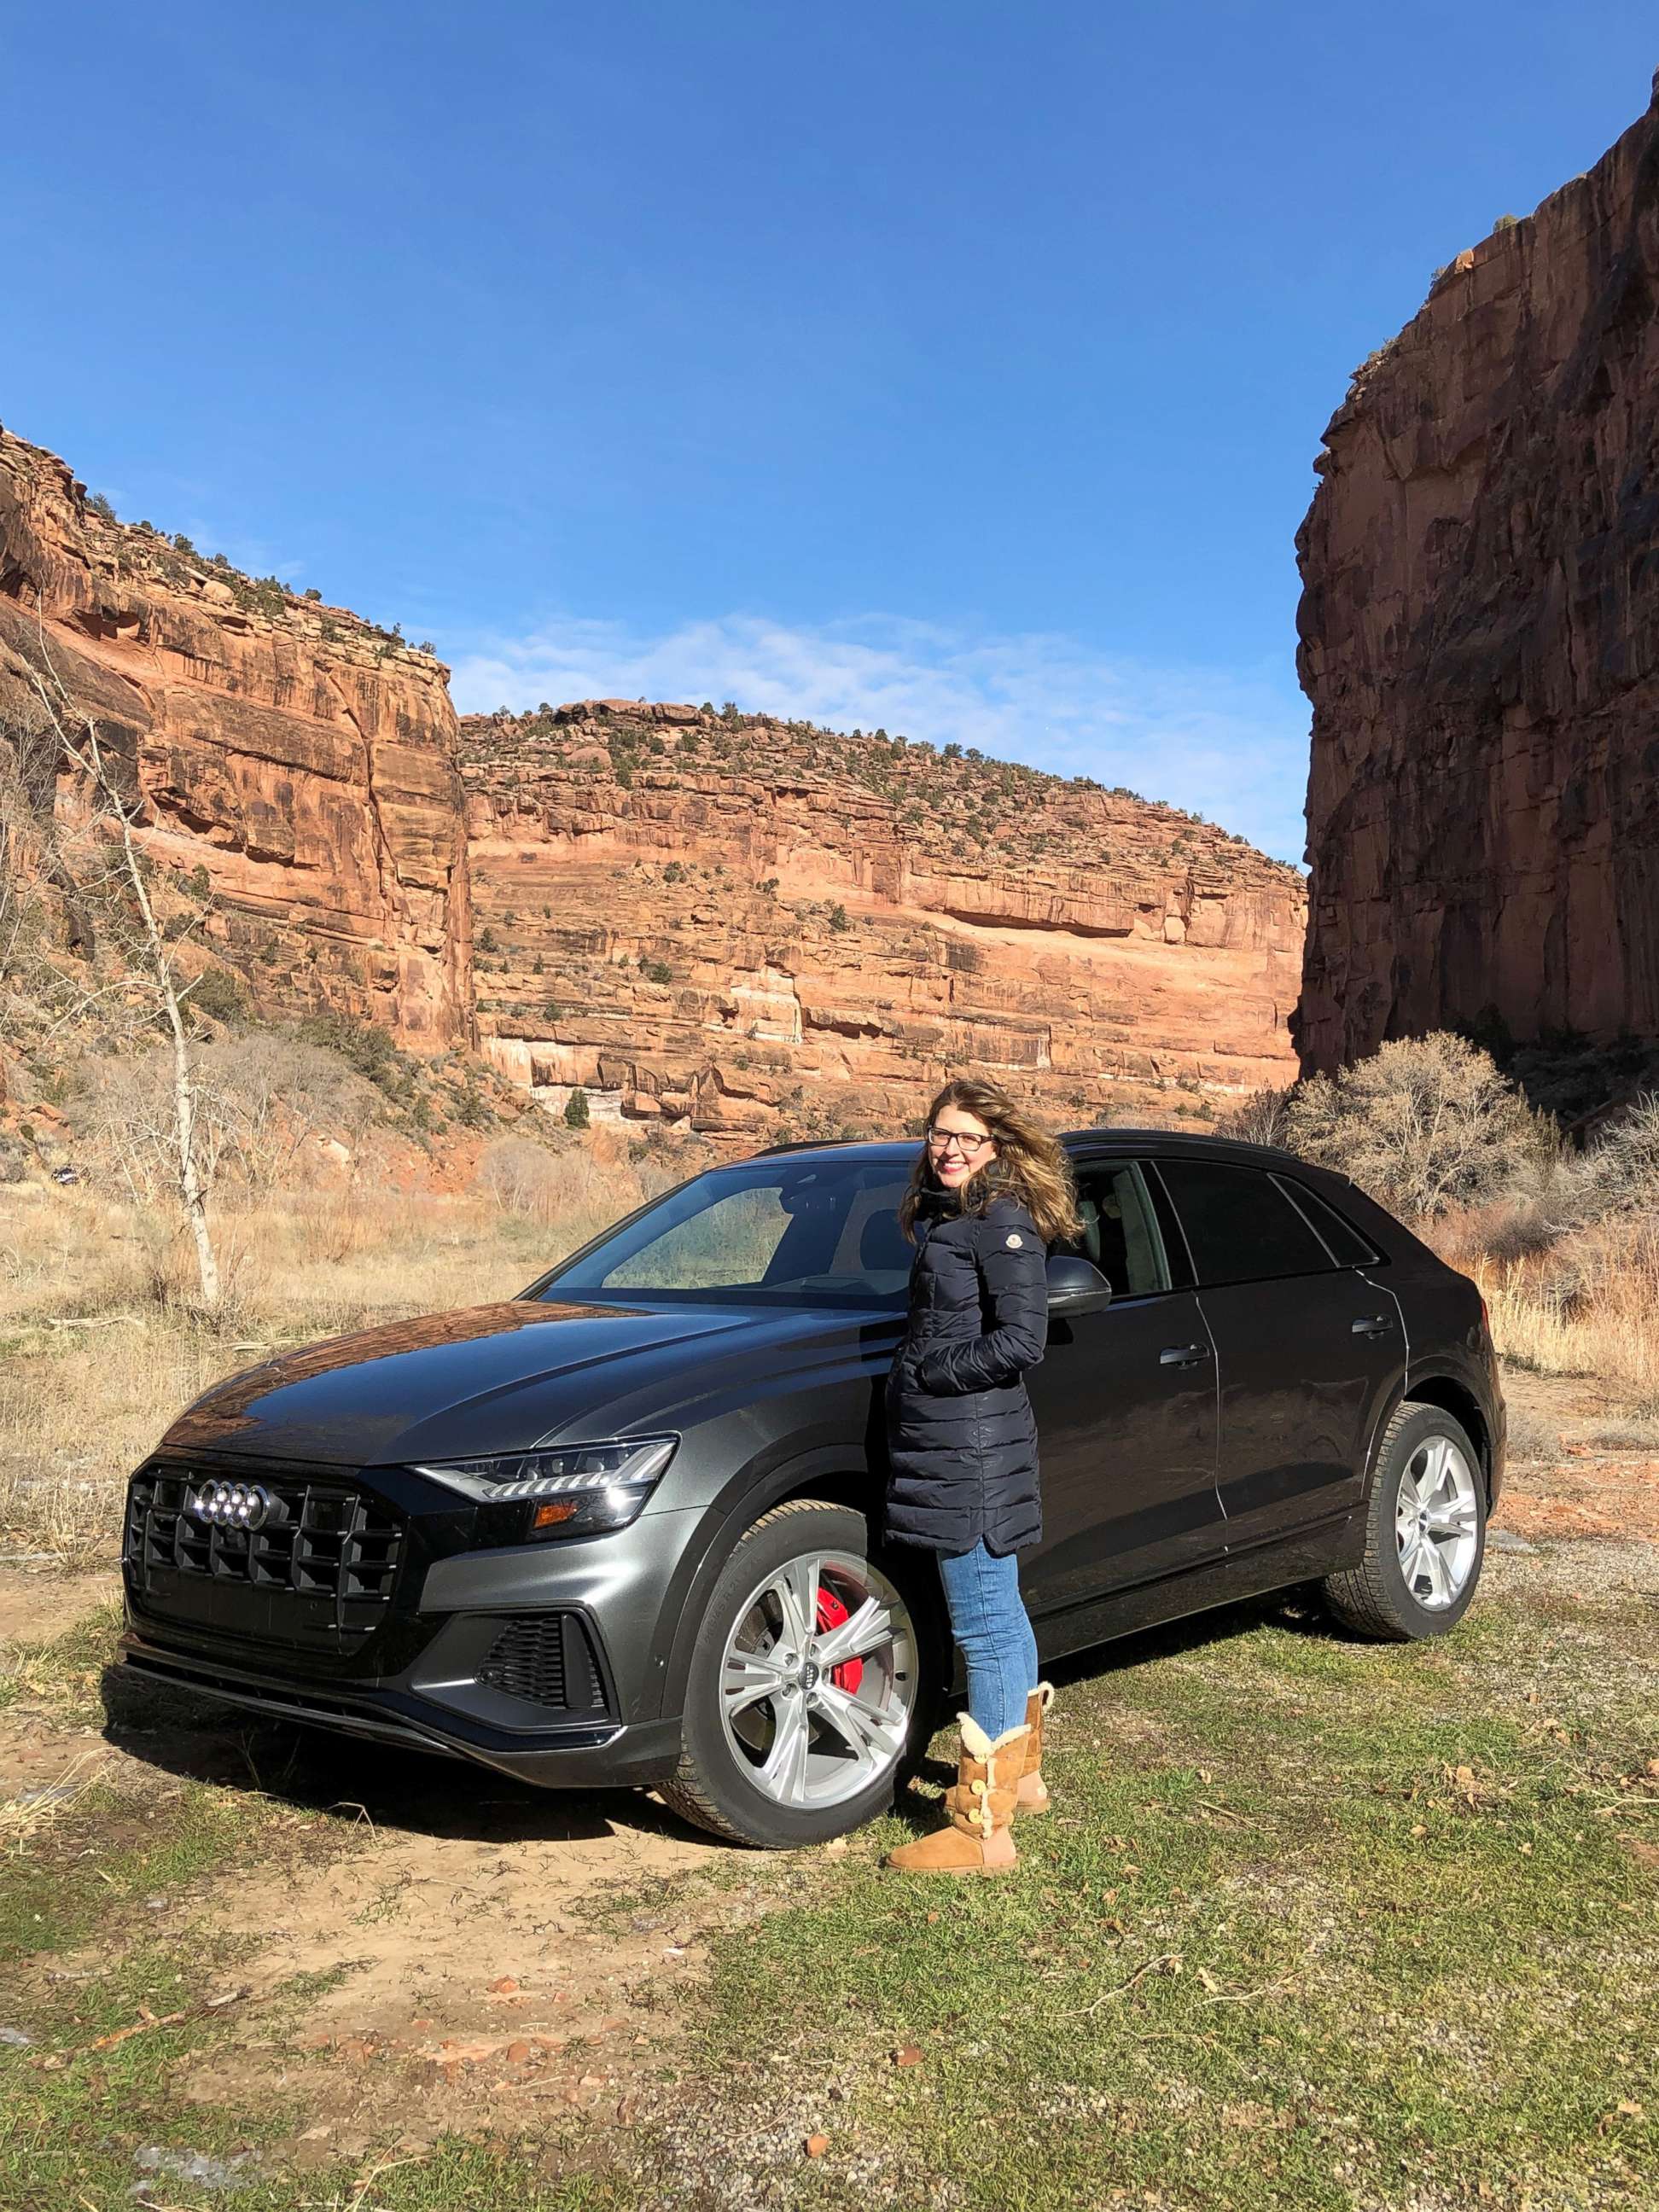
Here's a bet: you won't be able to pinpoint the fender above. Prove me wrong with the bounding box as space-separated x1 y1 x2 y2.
1372 1359 1500 1503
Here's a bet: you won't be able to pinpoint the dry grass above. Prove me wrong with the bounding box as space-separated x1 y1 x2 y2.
0 1151 676 1564
1431 1204 1659 1401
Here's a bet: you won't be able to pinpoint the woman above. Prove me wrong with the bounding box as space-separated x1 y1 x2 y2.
883 1077 1080 1876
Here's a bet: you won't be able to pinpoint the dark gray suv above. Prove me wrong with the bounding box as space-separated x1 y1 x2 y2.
119 1132 1505 1848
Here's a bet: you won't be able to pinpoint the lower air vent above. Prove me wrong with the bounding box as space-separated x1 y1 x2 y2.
476 1613 608 1714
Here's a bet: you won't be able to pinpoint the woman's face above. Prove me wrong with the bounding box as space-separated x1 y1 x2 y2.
926 1106 998 1193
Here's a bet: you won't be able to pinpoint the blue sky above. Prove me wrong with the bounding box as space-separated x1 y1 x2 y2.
3 5 1652 862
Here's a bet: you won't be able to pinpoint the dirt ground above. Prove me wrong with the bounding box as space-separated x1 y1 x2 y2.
1497 1364 1659 1541
3 1356 1656 2179
1 1632 736 2163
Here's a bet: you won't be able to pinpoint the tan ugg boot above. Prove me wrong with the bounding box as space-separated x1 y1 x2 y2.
884 1716 1028 1876
1016 1682 1054 1814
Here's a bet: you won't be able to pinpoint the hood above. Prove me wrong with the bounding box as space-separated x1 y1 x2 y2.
155 1297 892 1468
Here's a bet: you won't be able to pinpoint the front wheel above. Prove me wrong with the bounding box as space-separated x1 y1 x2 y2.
1322 1400 1486 1640
660 1499 938 1848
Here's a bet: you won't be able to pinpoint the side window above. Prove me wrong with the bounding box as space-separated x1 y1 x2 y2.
1153 1160 1334 1287
1060 1162 1169 1297
1272 1176 1382 1267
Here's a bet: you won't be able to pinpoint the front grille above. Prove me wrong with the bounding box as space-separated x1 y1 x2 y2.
125 1465 405 1653
477 1613 608 1713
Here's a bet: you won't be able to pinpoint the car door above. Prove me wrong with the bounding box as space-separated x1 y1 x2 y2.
1150 1156 1406 1558
1022 1155 1222 1624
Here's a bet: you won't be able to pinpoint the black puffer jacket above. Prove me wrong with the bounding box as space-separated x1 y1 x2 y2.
885 1188 1050 1557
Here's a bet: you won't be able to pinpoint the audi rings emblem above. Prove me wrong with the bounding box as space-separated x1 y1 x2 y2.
189 1478 272 1530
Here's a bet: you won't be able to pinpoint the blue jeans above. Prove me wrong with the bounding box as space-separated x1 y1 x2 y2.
936 1542 1039 1740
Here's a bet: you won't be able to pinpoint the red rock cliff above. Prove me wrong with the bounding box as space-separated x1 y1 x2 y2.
1 427 1305 1134
0 429 472 1046
1295 79 1659 1070
461 701 1304 1137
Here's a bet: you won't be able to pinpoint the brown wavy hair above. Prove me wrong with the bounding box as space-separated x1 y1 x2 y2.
899 1077 1082 1245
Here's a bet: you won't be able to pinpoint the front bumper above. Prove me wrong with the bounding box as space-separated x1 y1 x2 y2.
117 1626 684 1786
119 1452 706 1790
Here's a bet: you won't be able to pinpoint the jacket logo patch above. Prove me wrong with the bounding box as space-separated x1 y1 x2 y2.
1004 1231 1024 1249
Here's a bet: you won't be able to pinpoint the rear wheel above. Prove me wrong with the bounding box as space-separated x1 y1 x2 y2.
1322 1400 1486 1640
661 1500 938 1848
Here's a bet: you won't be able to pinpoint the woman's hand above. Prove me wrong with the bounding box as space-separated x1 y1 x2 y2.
911 1214 1047 1395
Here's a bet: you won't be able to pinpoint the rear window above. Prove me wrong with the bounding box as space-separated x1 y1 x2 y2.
1273 1177 1382 1266
1154 1160 1334 1287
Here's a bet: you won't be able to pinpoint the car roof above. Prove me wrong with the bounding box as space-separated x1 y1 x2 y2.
755 1127 1312 1170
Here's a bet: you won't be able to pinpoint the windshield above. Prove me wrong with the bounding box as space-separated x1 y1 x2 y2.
539 1156 916 1309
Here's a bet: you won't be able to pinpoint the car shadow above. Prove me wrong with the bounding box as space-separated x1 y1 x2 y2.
904 1585 1331 1803
98 1664 690 1851
101 1586 1336 1851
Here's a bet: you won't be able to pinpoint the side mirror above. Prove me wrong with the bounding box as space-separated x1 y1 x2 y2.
1045 1254 1114 1317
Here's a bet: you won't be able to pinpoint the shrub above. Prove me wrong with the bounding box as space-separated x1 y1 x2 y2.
828 902 850 933
564 1086 591 1130
1214 1086 1295 1150
1553 1092 1659 1226
454 1077 490 1130
295 1010 398 1083
1282 1033 1546 1220
187 966 251 1025
476 1137 561 1215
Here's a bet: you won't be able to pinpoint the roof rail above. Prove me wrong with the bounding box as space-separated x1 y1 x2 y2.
752 1137 853 1156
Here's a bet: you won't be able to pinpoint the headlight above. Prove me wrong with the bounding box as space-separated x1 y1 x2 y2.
411 1436 678 1537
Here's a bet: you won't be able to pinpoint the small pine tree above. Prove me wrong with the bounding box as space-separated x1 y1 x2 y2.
564 1086 591 1130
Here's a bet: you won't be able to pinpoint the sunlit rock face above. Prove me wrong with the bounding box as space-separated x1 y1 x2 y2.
1295 79 1659 1072
459 701 1304 1137
0 428 1305 1135
0 428 473 1047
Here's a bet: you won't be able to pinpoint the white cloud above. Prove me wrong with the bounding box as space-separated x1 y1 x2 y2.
447 611 1309 865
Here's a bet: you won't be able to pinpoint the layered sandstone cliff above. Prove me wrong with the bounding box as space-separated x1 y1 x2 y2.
1 425 1305 1138
460 701 1304 1136
0 428 472 1046
1296 79 1659 1070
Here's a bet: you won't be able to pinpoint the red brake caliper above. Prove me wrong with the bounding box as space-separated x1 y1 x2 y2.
815 1584 864 1695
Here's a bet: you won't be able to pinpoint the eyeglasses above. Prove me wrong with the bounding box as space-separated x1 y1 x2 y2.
926 1126 995 1156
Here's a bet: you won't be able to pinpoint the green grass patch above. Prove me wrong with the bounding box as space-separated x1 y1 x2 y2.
674 1575 1659 2210
0 1600 123 1720
2 1565 1652 2209
0 1777 331 1964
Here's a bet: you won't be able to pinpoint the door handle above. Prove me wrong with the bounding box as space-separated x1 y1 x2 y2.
1160 1343 1211 1367
1351 1314 1393 1336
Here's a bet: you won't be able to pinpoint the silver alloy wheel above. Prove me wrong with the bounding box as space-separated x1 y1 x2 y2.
719 1548 918 1810
1394 1434 1480 1610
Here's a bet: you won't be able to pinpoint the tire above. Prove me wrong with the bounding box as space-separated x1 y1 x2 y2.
659 1499 940 1848
1322 1400 1487 1640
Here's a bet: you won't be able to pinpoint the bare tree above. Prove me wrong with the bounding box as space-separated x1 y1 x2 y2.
8 638 221 1306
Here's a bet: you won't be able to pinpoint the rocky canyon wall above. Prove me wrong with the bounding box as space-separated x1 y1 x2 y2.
1 425 1305 1138
460 702 1304 1136
1296 78 1659 1070
0 429 472 1047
